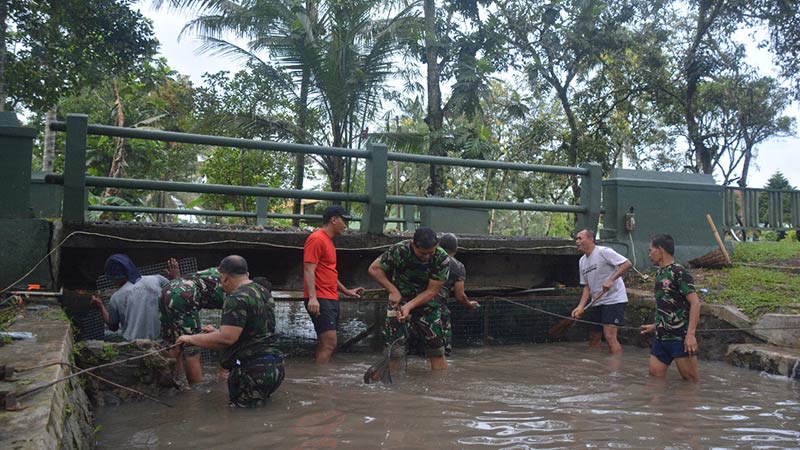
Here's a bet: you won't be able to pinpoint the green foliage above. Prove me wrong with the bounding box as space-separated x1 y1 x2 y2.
701 266 800 317
785 230 798 242
101 344 120 360
731 241 800 263
3 0 158 112
759 230 779 242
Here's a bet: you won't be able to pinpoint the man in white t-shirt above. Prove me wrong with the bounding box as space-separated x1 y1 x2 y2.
571 229 632 354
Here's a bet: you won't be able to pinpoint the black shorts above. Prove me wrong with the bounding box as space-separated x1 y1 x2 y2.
589 302 626 332
304 298 340 334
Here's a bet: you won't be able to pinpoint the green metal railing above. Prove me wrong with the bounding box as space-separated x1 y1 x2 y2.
723 186 800 232
46 113 602 234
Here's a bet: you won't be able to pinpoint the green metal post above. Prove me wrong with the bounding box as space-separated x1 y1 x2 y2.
63 114 88 223
792 192 800 230
0 112 36 218
577 162 602 233
360 143 388 234
256 186 270 226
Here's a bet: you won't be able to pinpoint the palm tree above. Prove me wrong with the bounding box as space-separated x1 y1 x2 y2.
154 0 420 194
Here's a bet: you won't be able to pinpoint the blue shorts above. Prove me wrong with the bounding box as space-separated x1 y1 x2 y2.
304 298 339 334
650 339 691 366
589 302 626 332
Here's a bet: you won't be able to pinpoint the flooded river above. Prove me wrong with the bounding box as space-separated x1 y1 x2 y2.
96 343 800 449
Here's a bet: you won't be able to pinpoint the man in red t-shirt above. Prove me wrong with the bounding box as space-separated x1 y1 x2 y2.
304 205 365 364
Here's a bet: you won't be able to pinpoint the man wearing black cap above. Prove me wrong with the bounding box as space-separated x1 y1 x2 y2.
303 205 365 364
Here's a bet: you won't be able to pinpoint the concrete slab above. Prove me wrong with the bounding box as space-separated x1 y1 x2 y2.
0 301 93 450
726 343 800 379
754 314 800 349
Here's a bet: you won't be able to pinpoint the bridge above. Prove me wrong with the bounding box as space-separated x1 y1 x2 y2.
1 111 798 292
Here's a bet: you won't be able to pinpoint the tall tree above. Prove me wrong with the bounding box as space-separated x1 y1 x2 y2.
1 0 157 170
497 0 648 198
155 0 419 193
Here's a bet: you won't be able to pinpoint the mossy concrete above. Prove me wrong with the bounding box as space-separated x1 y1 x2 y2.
620 289 799 380
0 301 94 450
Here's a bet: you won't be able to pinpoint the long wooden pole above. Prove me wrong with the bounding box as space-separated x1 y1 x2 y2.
706 214 732 265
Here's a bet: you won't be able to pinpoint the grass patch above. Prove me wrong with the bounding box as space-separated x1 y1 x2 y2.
731 241 800 263
700 265 800 317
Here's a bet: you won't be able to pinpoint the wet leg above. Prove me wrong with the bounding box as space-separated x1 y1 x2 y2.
315 330 337 364
184 353 203 384
674 356 699 383
603 325 622 354
588 330 603 349
648 354 669 378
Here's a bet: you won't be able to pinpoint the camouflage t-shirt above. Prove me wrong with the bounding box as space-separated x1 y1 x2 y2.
378 240 450 308
654 263 697 341
188 267 226 309
442 256 466 300
219 282 279 369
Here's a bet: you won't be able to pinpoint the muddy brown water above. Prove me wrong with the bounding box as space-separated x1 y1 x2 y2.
95 343 800 449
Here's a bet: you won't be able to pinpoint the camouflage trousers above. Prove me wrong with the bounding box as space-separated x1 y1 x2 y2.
159 279 203 343
228 355 285 408
441 303 452 355
385 303 447 358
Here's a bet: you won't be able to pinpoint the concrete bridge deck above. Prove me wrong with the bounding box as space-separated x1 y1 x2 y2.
50 222 582 292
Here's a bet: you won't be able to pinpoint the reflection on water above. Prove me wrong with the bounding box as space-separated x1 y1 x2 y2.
95 343 800 449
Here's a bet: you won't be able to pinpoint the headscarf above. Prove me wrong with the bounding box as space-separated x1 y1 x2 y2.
104 254 142 284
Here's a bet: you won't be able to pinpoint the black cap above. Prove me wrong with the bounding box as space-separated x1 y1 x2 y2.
322 205 351 223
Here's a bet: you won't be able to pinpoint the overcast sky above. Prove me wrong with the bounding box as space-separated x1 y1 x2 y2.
137 2 800 189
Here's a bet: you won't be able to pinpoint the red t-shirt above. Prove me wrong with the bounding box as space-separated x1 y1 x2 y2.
303 229 339 299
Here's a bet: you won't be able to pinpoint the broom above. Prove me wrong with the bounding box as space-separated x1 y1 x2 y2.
548 291 605 337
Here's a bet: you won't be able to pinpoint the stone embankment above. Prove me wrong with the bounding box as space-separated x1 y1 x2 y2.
0 300 94 450
622 289 800 380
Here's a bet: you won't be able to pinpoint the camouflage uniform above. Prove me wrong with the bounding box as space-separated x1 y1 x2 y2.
220 281 284 408
440 257 466 355
378 240 450 357
654 263 697 341
159 268 226 355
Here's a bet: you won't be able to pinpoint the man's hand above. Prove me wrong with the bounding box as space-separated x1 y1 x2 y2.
465 300 478 310
201 324 217 333
571 306 584 318
684 333 698 355
177 334 193 346
165 258 181 279
388 291 402 308
398 303 412 322
90 295 104 309
640 324 656 335
602 279 614 292
344 287 365 298
307 298 320 317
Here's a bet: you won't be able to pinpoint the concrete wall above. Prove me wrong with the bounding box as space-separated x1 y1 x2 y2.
601 169 727 272
0 305 94 450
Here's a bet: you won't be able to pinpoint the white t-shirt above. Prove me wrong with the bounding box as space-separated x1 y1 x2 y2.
578 246 629 306
107 274 168 341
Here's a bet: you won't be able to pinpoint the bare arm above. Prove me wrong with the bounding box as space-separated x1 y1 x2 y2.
603 260 632 291
571 285 592 318
91 295 119 331
399 279 445 320
304 262 320 316
453 280 477 309
177 325 243 350
684 291 701 354
368 257 402 306
337 280 364 298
